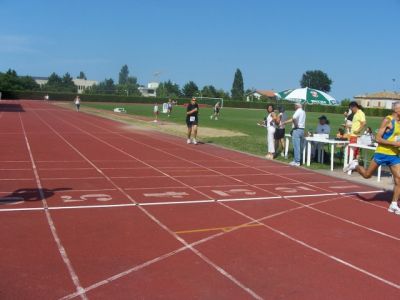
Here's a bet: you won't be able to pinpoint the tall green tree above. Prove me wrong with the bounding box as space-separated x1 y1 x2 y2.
77 71 87 80
156 80 181 98
118 65 129 85
300 70 333 92
182 81 199 97
62 72 77 92
201 85 218 98
231 68 244 100
0 69 39 91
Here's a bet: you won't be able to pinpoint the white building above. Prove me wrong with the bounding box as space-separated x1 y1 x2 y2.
138 82 159 97
245 90 277 102
33 77 98 94
354 91 400 109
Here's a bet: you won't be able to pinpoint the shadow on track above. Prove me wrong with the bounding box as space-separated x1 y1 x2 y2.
0 187 72 205
0 103 25 112
355 190 392 203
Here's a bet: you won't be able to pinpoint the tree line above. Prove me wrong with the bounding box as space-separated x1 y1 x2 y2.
0 65 333 100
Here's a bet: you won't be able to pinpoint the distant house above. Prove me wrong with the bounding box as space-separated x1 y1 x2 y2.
245 90 277 102
354 91 400 109
33 77 98 94
138 82 159 97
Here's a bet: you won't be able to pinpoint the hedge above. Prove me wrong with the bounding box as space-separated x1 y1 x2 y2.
1 90 392 117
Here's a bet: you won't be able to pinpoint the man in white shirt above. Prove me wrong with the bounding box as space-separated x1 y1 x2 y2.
283 102 306 166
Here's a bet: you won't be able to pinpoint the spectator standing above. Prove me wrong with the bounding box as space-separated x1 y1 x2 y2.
264 104 278 159
283 102 306 166
275 107 287 157
349 101 366 158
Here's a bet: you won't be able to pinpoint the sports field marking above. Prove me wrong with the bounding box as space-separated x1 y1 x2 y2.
219 201 400 291
35 109 263 300
288 197 400 242
45 105 400 294
60 193 372 300
19 113 87 300
175 223 263 234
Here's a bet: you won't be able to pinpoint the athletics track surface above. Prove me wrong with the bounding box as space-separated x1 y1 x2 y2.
0 100 399 299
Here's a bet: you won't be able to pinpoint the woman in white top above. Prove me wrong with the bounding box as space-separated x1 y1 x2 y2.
74 96 81 111
265 104 278 159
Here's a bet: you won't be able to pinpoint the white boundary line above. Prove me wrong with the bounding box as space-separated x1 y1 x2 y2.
18 113 87 300
33 104 399 295
32 108 263 300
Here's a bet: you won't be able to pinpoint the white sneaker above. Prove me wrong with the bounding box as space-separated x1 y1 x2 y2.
289 161 300 166
187 139 191 144
388 203 400 215
343 160 358 173
192 138 197 145
210 115 213 119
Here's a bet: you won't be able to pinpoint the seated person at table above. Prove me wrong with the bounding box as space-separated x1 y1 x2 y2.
312 115 331 161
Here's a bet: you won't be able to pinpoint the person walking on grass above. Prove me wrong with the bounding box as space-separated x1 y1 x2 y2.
74 95 81 111
210 101 221 120
186 97 199 144
344 101 400 215
153 103 159 122
283 102 306 166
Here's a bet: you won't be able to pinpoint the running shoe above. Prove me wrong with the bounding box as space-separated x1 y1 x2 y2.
343 160 358 172
388 202 400 215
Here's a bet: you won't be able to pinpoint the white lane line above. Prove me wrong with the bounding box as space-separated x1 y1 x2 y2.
19 113 87 300
288 197 400 242
219 201 400 291
139 199 215 206
59 195 345 300
35 110 263 300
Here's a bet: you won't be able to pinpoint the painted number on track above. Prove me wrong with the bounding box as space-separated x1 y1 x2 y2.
274 186 314 194
61 194 113 203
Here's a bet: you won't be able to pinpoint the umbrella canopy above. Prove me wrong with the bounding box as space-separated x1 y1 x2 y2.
276 87 336 105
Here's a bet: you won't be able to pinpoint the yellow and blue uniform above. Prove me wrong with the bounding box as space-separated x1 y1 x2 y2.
374 115 400 166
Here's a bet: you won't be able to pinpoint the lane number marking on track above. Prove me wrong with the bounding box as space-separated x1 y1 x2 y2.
61 194 113 203
143 191 189 199
274 186 315 194
212 189 257 197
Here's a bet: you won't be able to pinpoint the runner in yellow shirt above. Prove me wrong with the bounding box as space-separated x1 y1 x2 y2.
344 102 400 215
348 101 366 158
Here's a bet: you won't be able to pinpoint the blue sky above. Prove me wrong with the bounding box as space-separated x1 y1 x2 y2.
1 0 399 100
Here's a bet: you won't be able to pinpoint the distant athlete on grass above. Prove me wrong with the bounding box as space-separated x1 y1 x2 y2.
186 97 199 144
74 95 81 111
210 101 221 120
344 101 400 215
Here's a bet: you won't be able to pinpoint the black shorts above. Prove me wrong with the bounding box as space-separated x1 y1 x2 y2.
215 108 220 114
274 128 285 139
186 117 198 128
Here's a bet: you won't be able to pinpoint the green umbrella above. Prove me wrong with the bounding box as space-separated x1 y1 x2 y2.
276 87 337 105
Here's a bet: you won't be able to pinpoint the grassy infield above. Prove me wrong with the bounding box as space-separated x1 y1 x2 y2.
83 102 383 170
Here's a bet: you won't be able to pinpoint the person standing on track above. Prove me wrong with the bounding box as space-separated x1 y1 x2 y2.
186 97 199 144
344 101 400 215
283 102 306 166
74 95 81 111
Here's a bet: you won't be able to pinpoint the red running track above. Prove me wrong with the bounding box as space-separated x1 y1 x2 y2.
0 100 399 299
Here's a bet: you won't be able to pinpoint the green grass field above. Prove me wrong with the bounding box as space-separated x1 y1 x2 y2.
83 102 383 169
